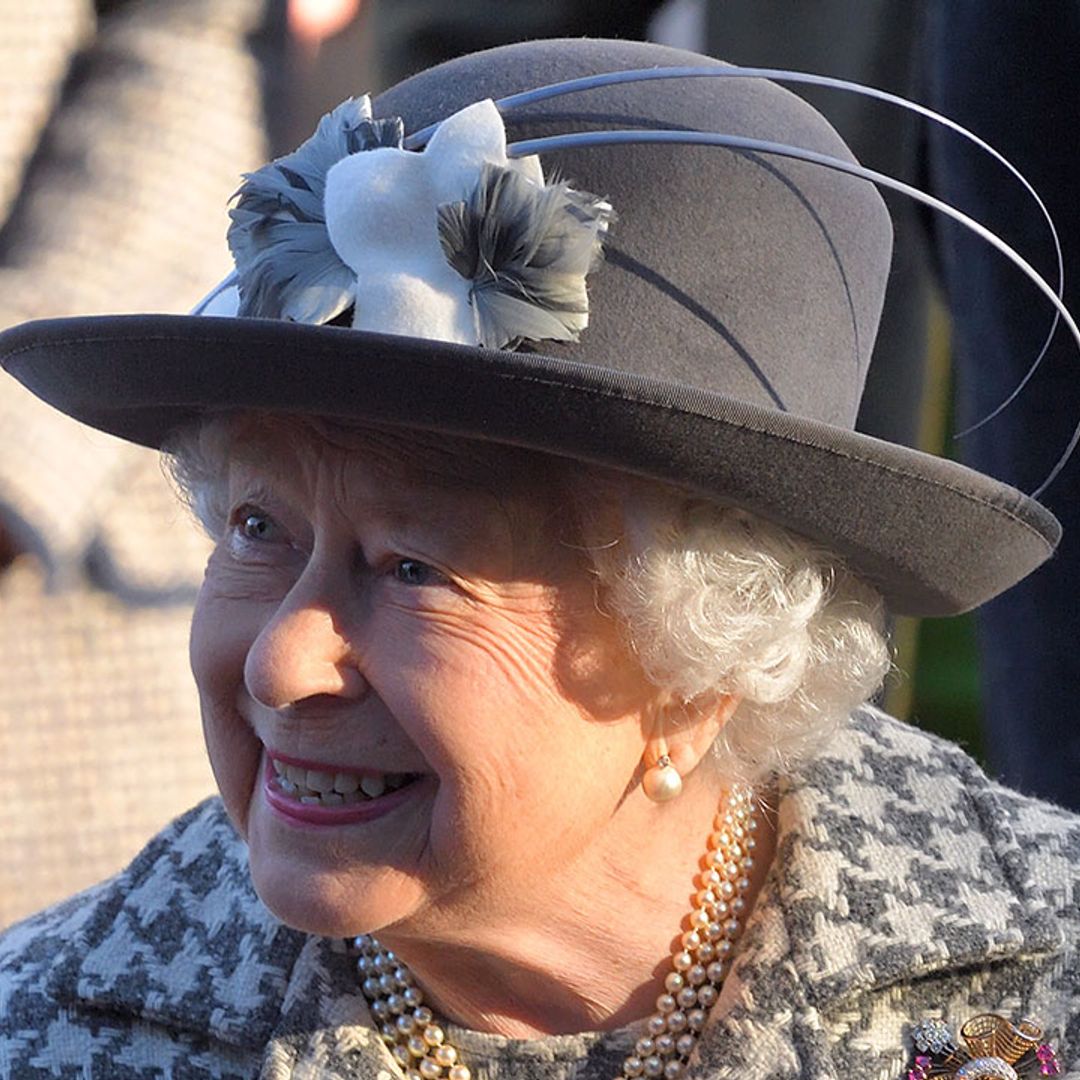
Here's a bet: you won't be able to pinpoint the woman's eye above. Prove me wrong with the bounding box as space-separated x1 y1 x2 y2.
235 509 280 542
393 558 442 587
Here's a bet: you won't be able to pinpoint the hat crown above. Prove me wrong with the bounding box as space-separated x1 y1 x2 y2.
373 38 893 430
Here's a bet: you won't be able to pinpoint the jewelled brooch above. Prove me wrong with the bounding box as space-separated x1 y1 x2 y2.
906 1015 1061 1079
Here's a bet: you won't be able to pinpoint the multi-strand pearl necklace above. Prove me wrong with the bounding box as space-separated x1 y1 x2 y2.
352 785 758 1080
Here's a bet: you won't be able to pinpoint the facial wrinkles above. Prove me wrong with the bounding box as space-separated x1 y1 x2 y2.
391 603 572 726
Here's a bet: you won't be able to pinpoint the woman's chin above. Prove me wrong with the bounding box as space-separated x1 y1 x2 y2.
249 849 425 937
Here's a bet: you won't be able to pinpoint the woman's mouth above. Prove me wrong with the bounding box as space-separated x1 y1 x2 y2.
263 753 424 826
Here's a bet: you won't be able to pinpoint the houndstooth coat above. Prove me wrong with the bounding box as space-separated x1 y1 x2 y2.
1 710 1078 1079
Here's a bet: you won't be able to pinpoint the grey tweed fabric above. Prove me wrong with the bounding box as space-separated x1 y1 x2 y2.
1 710 1077 1079
0 0 268 927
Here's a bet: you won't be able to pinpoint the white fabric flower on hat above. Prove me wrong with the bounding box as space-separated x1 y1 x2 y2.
227 95 613 349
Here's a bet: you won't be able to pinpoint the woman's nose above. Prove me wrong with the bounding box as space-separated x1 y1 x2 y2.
244 587 367 710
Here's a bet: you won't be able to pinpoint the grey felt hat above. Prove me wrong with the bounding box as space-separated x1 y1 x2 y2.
0 38 1061 616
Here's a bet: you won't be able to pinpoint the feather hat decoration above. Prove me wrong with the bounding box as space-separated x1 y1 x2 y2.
227 97 404 324
226 94 612 349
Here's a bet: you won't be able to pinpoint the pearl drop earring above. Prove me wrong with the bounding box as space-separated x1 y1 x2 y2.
642 754 683 802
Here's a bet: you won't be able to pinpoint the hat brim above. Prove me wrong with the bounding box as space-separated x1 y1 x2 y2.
0 313 1059 616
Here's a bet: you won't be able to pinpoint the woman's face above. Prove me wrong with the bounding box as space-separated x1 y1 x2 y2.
190 420 656 938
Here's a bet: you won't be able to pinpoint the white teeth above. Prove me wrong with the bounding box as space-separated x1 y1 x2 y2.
306 769 335 793
333 772 360 794
359 774 386 799
270 758 414 807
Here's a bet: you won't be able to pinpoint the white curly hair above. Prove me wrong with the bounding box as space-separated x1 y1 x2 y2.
165 415 890 785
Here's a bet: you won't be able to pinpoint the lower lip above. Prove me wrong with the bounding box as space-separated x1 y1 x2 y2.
262 759 423 827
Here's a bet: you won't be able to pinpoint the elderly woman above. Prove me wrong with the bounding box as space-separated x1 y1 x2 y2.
1 37 1077 1080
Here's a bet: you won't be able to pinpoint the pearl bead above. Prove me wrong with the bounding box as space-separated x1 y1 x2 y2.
673 951 693 971
656 993 676 1014
667 1010 688 1033
676 987 697 1009
642 763 683 802
434 1045 458 1067
655 1033 675 1056
677 1033 696 1056
448 1066 471 1080
687 1008 707 1031
407 1034 427 1057
636 1037 656 1057
419 1059 442 1079
664 1061 684 1079
665 972 685 993
648 1014 668 1037
697 984 718 1007
423 1025 444 1046
643 1056 664 1078
624 1057 645 1078
697 942 716 963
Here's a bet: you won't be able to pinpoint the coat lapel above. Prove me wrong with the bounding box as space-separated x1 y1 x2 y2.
58 799 302 1055
695 711 1065 1079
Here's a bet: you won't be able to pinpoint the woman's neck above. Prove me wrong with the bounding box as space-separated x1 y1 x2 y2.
374 779 777 1039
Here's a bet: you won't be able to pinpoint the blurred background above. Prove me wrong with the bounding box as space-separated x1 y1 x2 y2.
1 0 1076 929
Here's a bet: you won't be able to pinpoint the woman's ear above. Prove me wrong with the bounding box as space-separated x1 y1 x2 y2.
644 692 741 782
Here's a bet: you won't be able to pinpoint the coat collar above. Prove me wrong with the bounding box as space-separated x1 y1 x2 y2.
694 709 1066 1079
56 713 1066 1077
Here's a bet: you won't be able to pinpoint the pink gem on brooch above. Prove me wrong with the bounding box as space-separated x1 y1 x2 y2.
905 1014 1061 1079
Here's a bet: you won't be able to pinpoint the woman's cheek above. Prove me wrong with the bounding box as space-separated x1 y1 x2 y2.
190 566 271 835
